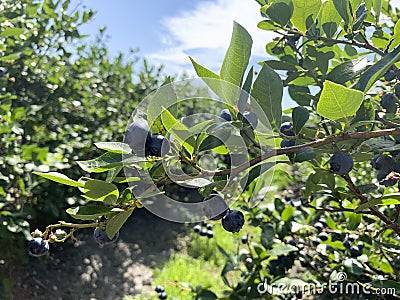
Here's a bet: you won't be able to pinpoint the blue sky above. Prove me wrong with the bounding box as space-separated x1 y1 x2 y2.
73 0 276 76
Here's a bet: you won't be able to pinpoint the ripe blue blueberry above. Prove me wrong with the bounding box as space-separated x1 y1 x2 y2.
384 69 397 81
158 291 168 299
28 238 49 257
150 135 170 157
0 68 6 78
342 240 351 249
371 154 394 171
329 152 353 175
314 222 324 232
206 224 213 230
242 111 258 129
241 235 248 244
206 230 214 238
311 237 320 246
93 228 119 246
350 245 362 257
199 229 207 236
222 210 245 233
395 84 400 99
381 93 397 113
155 285 164 293
280 139 295 148
318 232 329 241
124 120 152 157
280 122 295 136
220 109 232 121
193 225 201 233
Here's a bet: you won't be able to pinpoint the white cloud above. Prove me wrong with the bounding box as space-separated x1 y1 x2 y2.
147 0 276 76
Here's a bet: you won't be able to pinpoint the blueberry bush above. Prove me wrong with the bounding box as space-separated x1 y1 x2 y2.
14 0 400 299
0 0 163 294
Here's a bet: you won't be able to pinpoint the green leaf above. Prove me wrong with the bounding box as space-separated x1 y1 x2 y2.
220 21 252 86
238 67 254 112
0 53 21 61
346 212 362 230
264 2 292 26
372 0 382 23
189 57 219 79
326 58 368 84
0 27 24 37
355 197 382 212
196 290 218 300
240 163 275 191
281 205 295 221
319 0 342 38
291 0 322 32
251 63 283 129
77 152 146 173
94 142 132 154
66 205 113 220
293 147 315 162
292 106 309 134
317 80 364 121
261 224 275 249
198 136 224 152
356 46 400 92
83 179 119 204
343 258 364 275
161 108 196 154
33 172 84 187
333 0 351 27
106 209 134 239
389 19 400 51
269 244 298 257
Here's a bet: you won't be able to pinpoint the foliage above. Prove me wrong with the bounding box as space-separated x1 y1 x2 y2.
9 0 400 299
0 0 163 294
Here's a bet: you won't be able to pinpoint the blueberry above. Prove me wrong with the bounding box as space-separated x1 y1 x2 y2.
350 245 362 257
318 232 329 241
158 291 168 299
241 235 248 244
311 237 321 246
199 229 207 236
206 230 214 238
0 68 6 78
342 240 351 248
357 241 364 249
348 234 359 242
201 220 208 227
124 120 152 157
384 69 397 81
222 210 245 233
149 135 170 157
220 109 232 121
288 239 296 246
381 93 397 113
203 193 228 221
93 228 119 246
395 84 400 99
242 111 258 129
299 257 308 267
155 285 165 293
28 238 49 257
314 222 324 232
206 224 213 230
280 139 295 148
193 225 201 233
371 154 394 170
280 122 295 136
329 152 353 175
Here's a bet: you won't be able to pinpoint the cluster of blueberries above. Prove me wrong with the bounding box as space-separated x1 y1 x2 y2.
28 237 50 257
310 218 364 258
371 153 400 186
155 285 168 299
219 108 258 129
124 120 170 157
279 121 296 148
381 70 400 113
193 221 214 238
203 192 245 233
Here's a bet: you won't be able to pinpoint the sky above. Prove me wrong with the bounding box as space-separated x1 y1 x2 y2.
73 0 276 76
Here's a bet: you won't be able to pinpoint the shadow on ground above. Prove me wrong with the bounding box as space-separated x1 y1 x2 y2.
11 209 186 300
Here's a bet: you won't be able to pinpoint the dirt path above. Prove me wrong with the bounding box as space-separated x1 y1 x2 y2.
11 209 185 300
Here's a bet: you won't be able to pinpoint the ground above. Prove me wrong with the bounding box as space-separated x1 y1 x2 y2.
11 209 186 300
